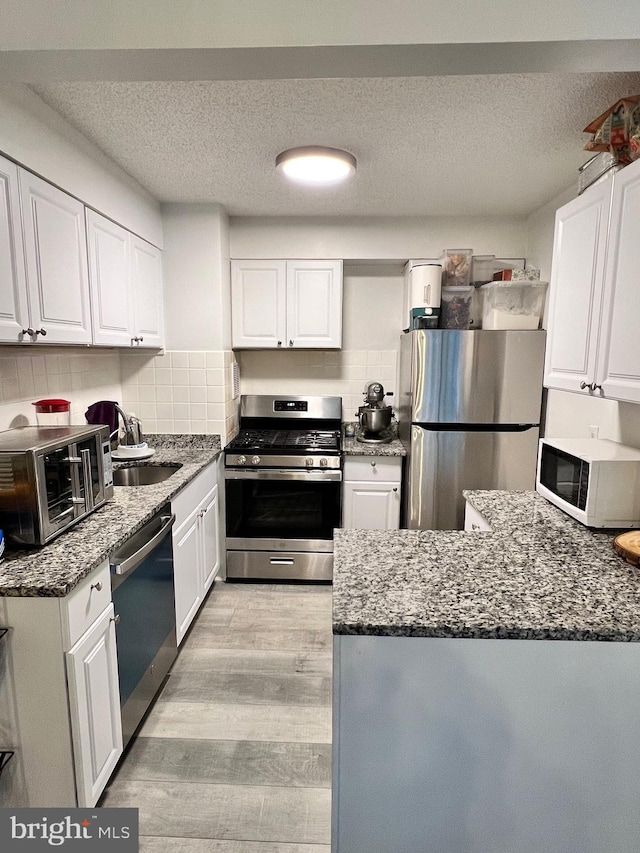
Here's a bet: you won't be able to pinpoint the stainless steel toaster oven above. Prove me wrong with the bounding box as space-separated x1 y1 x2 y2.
0 425 114 545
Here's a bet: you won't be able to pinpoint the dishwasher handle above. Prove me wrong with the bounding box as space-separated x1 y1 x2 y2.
110 513 175 577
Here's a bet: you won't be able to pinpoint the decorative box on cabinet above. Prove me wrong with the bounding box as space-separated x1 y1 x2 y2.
231 259 342 349
172 461 221 644
342 456 402 530
87 209 164 348
2 562 122 807
544 157 640 403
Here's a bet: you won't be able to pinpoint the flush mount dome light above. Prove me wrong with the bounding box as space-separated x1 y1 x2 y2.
276 146 357 187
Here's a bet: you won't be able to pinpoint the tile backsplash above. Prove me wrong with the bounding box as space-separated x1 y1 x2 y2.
120 350 239 443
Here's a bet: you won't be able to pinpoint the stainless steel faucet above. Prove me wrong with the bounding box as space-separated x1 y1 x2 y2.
111 405 143 446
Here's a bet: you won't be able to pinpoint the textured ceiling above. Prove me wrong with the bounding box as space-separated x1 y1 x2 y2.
32 72 640 217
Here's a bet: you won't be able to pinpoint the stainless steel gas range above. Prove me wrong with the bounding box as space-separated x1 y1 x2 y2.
224 395 342 581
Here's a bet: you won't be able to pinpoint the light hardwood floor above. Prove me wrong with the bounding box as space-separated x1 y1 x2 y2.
100 579 333 853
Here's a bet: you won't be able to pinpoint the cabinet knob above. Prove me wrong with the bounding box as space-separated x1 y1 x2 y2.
591 383 602 392
472 523 481 530
35 328 47 337
579 381 590 390
370 460 376 467
110 614 121 625
21 328 35 336
138 336 144 343
90 581 103 592
392 487 398 492
277 340 282 347
289 339 294 347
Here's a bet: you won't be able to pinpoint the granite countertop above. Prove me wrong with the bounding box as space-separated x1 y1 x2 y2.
333 490 640 641
342 423 406 457
0 434 221 598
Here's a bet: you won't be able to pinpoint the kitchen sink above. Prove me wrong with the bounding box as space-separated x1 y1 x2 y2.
113 464 182 486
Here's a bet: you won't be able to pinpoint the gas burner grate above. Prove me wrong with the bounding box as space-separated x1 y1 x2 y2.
227 428 341 453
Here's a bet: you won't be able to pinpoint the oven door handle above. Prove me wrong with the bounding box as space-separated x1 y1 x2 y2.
110 513 175 577
224 469 342 482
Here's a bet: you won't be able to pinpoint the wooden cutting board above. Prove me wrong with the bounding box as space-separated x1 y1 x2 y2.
613 531 640 566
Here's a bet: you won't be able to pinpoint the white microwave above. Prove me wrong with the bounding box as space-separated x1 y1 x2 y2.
536 438 640 528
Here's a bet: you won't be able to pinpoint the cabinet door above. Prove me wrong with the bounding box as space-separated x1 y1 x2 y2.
286 260 342 348
597 159 640 402
86 210 134 346
544 182 611 394
130 235 164 348
231 260 287 348
0 155 29 343
342 481 400 530
65 604 123 807
173 513 202 645
200 486 220 593
20 170 92 344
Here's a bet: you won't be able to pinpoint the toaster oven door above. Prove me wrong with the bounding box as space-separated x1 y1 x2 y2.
37 445 82 540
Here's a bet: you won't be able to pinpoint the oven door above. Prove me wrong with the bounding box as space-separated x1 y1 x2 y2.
225 468 342 553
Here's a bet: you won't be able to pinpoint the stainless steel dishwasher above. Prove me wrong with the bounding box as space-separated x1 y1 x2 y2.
109 507 177 746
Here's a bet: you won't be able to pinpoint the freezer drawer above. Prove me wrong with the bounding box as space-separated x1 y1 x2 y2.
405 425 540 530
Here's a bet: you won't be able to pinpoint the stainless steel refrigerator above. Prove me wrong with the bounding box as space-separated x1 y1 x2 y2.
398 329 546 530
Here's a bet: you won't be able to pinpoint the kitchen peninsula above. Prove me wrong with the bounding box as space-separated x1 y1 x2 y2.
332 491 640 853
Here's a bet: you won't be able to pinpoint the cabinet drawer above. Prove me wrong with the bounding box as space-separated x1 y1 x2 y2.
62 561 112 649
172 462 217 528
344 456 402 482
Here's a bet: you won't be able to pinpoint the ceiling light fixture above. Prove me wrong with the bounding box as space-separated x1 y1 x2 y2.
276 146 357 187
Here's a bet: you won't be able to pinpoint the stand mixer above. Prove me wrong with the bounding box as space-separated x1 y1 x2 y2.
357 382 394 444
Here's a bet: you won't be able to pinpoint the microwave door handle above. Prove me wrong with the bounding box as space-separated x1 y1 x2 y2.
80 448 94 512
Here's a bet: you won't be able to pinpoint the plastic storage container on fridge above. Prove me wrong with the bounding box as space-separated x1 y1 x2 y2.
481 282 548 330
443 249 472 287
32 398 71 426
440 286 473 330
472 255 495 285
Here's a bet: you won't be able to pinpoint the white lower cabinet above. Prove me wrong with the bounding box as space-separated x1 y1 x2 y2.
65 603 122 807
1 561 123 807
464 502 493 532
342 456 402 530
172 462 221 645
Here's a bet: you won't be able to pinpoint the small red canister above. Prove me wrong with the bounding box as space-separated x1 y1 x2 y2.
33 399 71 426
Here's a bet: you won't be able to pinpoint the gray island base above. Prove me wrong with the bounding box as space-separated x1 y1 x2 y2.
332 492 640 853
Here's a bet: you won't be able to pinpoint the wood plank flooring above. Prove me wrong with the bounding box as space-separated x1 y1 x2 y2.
99 579 333 852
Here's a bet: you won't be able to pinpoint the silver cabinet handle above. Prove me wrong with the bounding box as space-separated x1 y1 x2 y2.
110 614 121 625
90 581 103 591
21 328 35 336
35 328 47 337
579 381 590 390
591 383 602 392
270 558 294 565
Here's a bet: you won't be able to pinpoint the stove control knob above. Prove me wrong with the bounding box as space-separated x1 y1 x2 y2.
319 457 328 468
251 455 261 465
306 457 314 468
237 455 247 465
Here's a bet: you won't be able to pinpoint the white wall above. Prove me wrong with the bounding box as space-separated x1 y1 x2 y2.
230 216 527 261
0 85 162 246
162 203 230 350
526 177 640 449
2 1 638 49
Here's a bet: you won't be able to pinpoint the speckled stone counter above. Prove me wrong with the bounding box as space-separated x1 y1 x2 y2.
342 423 406 457
333 490 640 641
0 434 221 597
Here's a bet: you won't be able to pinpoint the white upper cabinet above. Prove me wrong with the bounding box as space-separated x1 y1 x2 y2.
0 155 29 342
87 210 133 346
130 235 165 348
596 160 640 403
87 209 164 348
231 259 342 349
286 260 343 348
544 158 640 403
19 169 92 344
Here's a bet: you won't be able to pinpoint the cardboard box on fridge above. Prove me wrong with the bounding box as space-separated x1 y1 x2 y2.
493 267 541 282
584 96 640 166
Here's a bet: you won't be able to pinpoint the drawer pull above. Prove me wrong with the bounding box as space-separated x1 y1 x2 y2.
393 487 398 492
370 461 376 467
270 558 294 565
90 581 103 592
472 523 481 530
